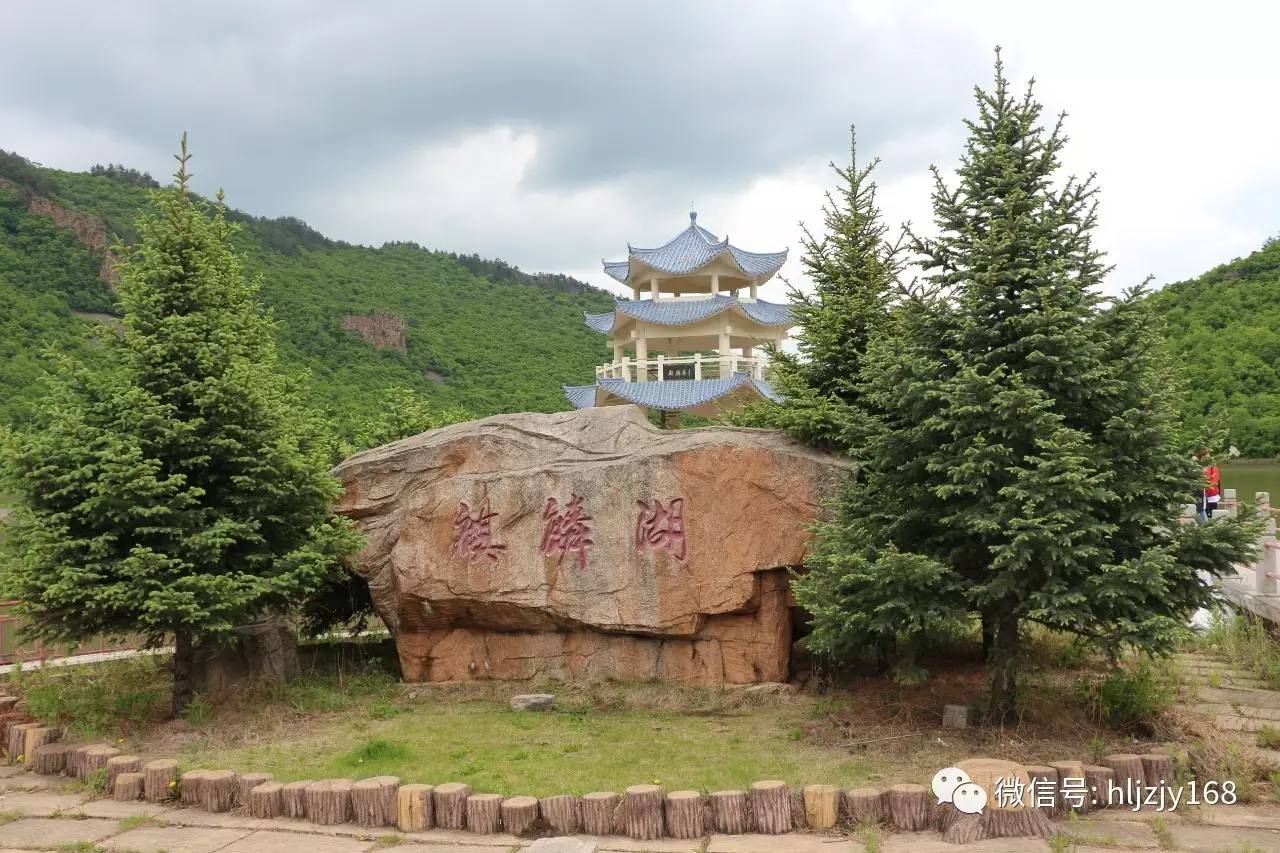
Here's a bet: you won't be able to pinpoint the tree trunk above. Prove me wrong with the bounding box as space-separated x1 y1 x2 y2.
82 745 121 784
539 794 580 834
397 784 434 832
1082 765 1115 811
1139 753 1174 790
434 782 471 830
143 759 178 802
172 629 195 716
885 784 930 831
238 772 274 806
106 755 142 791
22 726 59 765
202 770 239 813
352 776 400 826
1102 754 1144 806
33 744 68 776
466 793 503 834
249 782 284 818
306 779 353 825
616 784 664 840
986 614 1021 723
7 723 37 764
1047 761 1084 814
709 790 749 834
803 784 839 829
581 791 618 835
282 780 313 819
665 790 706 839
749 780 791 834
981 613 994 662
180 770 208 806
842 787 884 825
1024 765 1058 817
501 795 540 836
113 772 144 801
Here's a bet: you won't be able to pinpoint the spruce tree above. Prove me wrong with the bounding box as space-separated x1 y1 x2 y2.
0 137 359 713
741 129 902 449
794 55 1258 720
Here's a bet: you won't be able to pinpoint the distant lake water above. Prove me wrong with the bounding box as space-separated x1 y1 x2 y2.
1221 460 1280 506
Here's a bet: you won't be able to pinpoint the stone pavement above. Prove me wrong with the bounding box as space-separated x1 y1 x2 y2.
0 766 1277 852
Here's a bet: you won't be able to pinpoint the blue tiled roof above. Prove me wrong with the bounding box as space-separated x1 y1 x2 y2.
603 213 787 284
562 375 782 412
581 296 793 333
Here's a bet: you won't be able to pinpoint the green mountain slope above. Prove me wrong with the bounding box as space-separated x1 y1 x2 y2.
1151 237 1280 457
0 150 613 433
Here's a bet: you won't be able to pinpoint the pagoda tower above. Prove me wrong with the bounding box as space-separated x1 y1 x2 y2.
564 212 793 418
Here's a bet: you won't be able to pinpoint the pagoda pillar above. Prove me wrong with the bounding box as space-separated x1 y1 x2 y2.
650 277 660 301
749 278 758 300
711 273 720 296
718 329 731 378
632 286 641 302
635 336 649 382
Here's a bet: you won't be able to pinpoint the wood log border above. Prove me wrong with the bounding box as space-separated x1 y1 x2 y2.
0 698 1189 846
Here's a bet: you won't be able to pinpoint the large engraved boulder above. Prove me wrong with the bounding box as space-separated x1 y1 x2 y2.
333 405 848 685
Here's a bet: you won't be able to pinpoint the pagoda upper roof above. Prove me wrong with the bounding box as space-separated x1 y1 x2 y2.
603 213 788 285
563 374 781 413
583 295 792 333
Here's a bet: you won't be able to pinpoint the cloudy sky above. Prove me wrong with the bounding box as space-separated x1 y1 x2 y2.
4 1 1277 296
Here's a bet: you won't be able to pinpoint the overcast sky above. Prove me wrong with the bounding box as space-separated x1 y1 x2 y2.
4 1 1277 297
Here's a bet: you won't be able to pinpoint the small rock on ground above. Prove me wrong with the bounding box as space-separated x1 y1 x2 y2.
511 693 556 711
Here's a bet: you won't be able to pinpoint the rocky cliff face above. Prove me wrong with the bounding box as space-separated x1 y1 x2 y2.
340 313 407 354
0 178 119 288
334 405 849 685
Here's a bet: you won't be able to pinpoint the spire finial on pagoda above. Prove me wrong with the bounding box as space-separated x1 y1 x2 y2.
689 208 697 225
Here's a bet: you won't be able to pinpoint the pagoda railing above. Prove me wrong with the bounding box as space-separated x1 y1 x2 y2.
595 353 767 382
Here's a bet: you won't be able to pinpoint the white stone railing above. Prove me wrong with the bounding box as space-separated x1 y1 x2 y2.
595 353 767 382
1189 490 1280 596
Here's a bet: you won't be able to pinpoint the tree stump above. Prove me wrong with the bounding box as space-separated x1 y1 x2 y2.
434 782 471 830
22 726 59 765
749 780 791 834
249 782 284 818
539 794 580 835
789 787 806 829
106 755 142 791
306 779 354 825
842 787 884 825
113 771 144 801
68 743 100 778
7 723 38 764
803 784 839 829
665 790 706 839
581 791 618 835
942 759 1054 842
180 770 208 807
143 759 179 802
886 784 930 831
501 796 540 837
1025 765 1058 817
237 772 274 806
616 784 664 840
1082 765 1116 811
709 790 749 834
82 745 121 784
396 783 434 832
1139 753 1174 789
0 696 17 712
352 776 400 826
1047 761 1085 813
282 780 314 819
202 770 239 813
466 793 504 834
1102 754 1144 805
33 743 69 776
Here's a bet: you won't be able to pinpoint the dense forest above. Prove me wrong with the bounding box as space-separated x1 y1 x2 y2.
0 149 613 441
1151 236 1280 457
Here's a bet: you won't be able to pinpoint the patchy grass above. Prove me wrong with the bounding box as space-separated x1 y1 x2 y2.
117 814 152 832
1195 610 1280 690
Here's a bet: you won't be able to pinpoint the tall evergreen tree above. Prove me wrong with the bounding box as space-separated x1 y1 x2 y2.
794 55 1258 720
743 129 902 449
0 137 359 713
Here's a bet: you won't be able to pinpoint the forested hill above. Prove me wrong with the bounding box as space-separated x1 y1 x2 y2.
1151 236 1280 457
0 149 613 434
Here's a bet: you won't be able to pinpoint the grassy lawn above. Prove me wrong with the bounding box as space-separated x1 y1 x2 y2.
6 636 1190 798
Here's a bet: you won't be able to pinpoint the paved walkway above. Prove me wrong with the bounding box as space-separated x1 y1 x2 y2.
0 767 1277 853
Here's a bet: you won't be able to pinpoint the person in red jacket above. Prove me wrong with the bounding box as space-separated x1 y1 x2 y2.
1196 449 1222 519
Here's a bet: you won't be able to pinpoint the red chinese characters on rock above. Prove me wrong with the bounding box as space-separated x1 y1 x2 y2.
541 494 594 569
451 498 506 564
635 498 687 560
